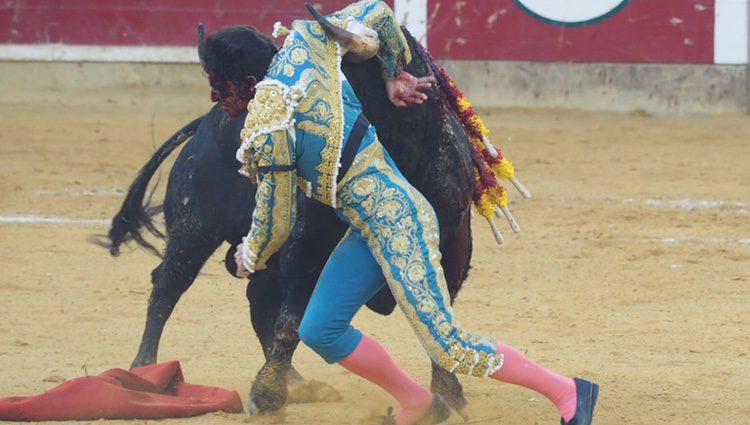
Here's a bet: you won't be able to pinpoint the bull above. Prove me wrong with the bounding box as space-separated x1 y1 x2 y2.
104 26 476 414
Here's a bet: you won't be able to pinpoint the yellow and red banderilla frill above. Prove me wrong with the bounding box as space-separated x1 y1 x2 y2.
427 58 531 244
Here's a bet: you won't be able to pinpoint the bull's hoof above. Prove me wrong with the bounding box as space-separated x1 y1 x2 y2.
248 381 288 414
245 395 260 416
248 362 289 414
246 396 288 422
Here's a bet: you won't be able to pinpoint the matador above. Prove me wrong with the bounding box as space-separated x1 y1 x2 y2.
232 2 599 424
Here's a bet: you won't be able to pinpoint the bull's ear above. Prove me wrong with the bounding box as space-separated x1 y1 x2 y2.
197 23 206 67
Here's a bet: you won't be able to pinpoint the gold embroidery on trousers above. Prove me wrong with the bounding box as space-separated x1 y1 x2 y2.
337 141 503 378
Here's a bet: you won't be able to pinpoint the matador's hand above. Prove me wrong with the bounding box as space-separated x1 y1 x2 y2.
233 242 251 279
231 237 267 279
386 71 436 108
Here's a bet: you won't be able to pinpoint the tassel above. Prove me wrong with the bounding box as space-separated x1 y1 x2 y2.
419 44 531 242
494 158 514 179
272 21 290 38
494 159 532 199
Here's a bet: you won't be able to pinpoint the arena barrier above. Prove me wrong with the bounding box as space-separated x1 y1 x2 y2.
1 0 748 113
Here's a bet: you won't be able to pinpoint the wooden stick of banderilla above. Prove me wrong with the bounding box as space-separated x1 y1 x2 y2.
495 206 521 234
509 176 532 199
486 217 505 245
481 136 532 200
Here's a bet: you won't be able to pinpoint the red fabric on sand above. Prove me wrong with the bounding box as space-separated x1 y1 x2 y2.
0 360 243 420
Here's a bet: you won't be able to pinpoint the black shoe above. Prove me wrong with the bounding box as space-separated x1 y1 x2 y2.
561 378 599 425
381 394 452 425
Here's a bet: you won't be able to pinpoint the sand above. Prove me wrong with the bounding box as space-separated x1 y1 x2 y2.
0 80 748 425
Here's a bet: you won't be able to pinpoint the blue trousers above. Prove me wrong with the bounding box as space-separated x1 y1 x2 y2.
298 229 386 362
298 139 503 378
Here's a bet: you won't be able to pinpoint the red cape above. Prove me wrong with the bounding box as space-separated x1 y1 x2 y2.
0 360 243 420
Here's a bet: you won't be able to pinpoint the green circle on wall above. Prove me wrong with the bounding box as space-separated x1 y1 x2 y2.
514 0 630 27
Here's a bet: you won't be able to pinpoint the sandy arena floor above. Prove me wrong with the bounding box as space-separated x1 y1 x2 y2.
0 78 748 425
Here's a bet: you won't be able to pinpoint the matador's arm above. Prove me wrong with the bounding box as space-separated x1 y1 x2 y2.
337 0 413 81
236 83 299 273
336 1 434 107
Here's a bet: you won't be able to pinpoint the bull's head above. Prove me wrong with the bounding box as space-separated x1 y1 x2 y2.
305 3 379 63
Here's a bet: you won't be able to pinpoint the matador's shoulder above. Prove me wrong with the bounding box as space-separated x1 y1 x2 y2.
236 80 305 177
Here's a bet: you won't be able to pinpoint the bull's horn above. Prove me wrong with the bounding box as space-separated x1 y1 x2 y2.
197 23 206 66
305 4 356 42
305 3 378 62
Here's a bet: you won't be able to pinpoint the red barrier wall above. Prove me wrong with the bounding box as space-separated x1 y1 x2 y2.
0 1 386 46
0 0 729 63
429 0 714 63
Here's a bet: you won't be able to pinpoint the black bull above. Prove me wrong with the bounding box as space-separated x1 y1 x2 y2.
105 32 475 413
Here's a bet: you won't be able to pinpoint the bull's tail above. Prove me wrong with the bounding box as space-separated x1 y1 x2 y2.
102 115 203 257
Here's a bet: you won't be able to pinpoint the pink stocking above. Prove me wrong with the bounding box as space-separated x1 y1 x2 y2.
339 335 434 425
491 342 577 422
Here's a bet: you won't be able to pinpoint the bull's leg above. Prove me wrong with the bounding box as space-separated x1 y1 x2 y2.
247 202 345 414
245 263 296 415
246 263 283 361
246 306 307 415
131 233 221 368
246 258 328 415
242 243 303 383
430 210 473 411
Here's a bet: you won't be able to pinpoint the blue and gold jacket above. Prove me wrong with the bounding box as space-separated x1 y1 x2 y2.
237 0 411 272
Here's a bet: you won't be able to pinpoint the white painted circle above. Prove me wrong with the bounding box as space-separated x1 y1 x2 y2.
516 0 628 24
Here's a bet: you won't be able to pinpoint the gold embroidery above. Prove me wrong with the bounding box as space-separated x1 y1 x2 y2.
333 0 412 79
297 80 336 138
245 130 297 271
237 80 304 179
283 64 295 77
255 1 412 206
247 172 273 261
337 141 503 378
243 85 287 136
289 45 310 65
291 21 344 206
237 79 300 270
308 20 325 37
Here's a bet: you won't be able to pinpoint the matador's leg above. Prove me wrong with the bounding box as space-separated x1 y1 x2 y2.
337 142 592 424
299 230 441 425
338 143 504 378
